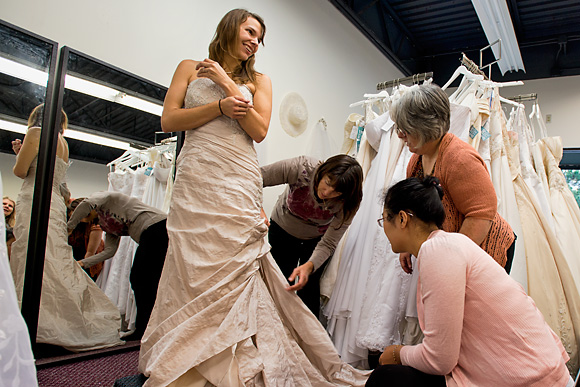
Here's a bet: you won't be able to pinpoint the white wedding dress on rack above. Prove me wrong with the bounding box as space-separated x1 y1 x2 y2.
0 175 38 387
323 84 473 367
99 168 149 333
323 109 412 367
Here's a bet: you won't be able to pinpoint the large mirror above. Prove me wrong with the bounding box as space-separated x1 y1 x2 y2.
1 22 173 360
0 18 59 349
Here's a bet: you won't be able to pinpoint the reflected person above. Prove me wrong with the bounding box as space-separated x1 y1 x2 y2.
10 104 122 351
3 196 16 258
67 191 168 340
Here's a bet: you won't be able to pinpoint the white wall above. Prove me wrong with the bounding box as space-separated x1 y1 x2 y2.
1 0 402 213
495 75 580 147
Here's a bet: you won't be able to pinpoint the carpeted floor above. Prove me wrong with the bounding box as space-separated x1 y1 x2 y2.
37 348 140 387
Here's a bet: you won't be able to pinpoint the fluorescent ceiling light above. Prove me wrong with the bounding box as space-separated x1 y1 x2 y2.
471 0 525 74
0 119 27 134
0 56 48 86
64 129 131 150
0 55 162 116
0 119 131 150
64 75 163 116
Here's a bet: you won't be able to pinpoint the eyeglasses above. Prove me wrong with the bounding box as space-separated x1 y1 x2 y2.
377 212 413 228
394 125 407 138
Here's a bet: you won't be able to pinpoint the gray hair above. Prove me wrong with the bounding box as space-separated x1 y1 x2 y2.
389 83 450 147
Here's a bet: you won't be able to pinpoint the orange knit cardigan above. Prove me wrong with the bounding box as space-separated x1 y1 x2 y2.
407 133 514 266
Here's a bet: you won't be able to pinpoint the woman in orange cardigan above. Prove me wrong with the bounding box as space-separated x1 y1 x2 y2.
390 83 515 274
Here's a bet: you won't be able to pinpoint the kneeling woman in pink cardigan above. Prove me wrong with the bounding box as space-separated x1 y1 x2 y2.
368 176 573 387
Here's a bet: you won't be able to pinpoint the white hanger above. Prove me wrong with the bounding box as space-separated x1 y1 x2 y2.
441 65 484 90
363 90 390 99
348 94 389 108
529 101 537 121
498 96 524 109
480 79 524 88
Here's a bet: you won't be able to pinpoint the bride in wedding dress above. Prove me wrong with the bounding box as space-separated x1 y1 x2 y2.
139 9 369 386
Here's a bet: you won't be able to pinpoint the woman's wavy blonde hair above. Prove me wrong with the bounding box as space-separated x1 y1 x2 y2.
208 9 266 84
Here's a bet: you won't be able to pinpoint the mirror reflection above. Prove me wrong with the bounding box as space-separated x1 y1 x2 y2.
1 22 171 358
10 103 126 352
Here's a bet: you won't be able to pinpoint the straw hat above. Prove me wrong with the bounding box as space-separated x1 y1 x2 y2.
279 92 308 137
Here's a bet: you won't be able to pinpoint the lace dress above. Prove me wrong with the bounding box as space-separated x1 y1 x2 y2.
9 156 122 351
138 78 369 386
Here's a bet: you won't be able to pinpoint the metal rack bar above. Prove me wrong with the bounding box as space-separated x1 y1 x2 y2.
460 53 488 79
507 93 537 102
376 72 433 91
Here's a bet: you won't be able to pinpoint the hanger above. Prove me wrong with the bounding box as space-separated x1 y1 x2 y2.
498 95 524 109
441 65 484 90
349 90 390 108
479 79 524 88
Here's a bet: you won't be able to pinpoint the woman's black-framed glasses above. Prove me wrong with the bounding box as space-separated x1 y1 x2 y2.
394 125 407 137
378 212 413 227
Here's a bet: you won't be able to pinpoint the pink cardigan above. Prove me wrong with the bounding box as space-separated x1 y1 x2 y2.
400 231 570 387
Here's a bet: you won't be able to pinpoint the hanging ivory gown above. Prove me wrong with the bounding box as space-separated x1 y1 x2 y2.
449 84 527 289
504 121 579 375
138 78 369 386
10 157 122 351
538 137 580 295
507 107 554 230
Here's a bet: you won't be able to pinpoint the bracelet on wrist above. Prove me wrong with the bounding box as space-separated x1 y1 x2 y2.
218 99 224 115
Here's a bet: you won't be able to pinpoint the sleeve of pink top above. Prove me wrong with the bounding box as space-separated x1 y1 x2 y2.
400 237 466 375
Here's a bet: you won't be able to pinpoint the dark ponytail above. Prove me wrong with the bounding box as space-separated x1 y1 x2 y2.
383 176 445 228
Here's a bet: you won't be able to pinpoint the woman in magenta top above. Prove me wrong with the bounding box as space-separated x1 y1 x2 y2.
367 176 572 387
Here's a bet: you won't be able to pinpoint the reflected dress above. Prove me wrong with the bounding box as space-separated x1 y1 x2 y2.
139 78 369 386
10 156 122 351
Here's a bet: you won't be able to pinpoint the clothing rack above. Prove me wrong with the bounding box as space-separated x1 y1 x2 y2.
107 141 177 172
376 72 433 91
506 93 538 102
460 53 488 79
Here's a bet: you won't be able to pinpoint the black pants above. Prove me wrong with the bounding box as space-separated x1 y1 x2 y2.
268 220 326 317
129 219 168 338
504 233 517 274
366 365 446 387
